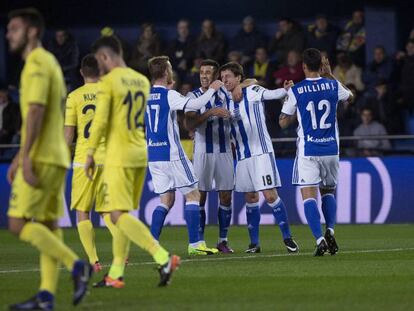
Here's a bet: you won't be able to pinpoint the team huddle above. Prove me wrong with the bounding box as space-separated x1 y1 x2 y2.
5 8 352 311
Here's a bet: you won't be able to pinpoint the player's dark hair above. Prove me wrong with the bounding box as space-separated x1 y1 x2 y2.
148 56 170 81
219 62 244 80
81 54 99 78
200 59 220 75
8 7 45 39
303 48 322 72
91 36 122 55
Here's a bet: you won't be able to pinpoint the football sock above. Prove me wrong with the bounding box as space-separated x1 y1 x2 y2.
269 197 291 240
322 193 337 231
39 229 62 294
218 204 232 240
199 205 206 241
116 213 169 265
77 220 98 264
108 225 130 279
19 222 78 271
184 201 201 244
304 198 323 240
150 204 169 240
246 203 260 245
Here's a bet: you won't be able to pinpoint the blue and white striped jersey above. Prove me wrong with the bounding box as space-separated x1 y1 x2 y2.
224 85 285 161
187 87 232 154
282 77 352 157
145 85 190 162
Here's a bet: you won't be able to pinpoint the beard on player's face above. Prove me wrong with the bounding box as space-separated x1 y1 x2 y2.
8 28 29 55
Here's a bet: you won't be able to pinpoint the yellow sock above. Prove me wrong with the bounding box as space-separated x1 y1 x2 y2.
77 220 99 264
20 222 78 271
107 217 130 279
103 214 131 262
39 229 62 294
116 214 169 265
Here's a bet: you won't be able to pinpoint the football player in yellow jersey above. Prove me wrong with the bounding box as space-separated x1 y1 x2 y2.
6 8 92 310
65 54 119 272
84 36 180 288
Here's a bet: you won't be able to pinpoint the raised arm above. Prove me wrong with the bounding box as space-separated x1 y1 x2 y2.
262 80 293 100
321 56 354 102
184 80 224 111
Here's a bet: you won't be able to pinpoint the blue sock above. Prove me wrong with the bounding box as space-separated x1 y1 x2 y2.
269 198 291 240
246 203 260 245
150 205 168 240
322 194 337 231
184 202 201 244
199 206 206 241
304 198 323 240
218 204 232 240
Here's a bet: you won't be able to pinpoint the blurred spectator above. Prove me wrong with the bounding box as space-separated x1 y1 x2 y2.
185 57 203 86
353 107 391 155
47 29 79 91
167 19 195 81
101 26 132 63
196 19 226 63
363 46 394 91
336 10 366 66
268 18 305 64
271 50 304 88
179 82 193 96
337 83 360 137
227 50 243 64
306 14 339 59
333 52 364 91
0 88 20 145
397 39 414 112
245 47 277 87
130 23 162 76
363 80 404 134
231 16 266 64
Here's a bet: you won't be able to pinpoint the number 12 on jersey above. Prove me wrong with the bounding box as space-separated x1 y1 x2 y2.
305 100 332 130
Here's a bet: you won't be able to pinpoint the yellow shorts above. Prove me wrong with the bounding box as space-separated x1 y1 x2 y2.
103 166 146 212
70 166 105 213
8 163 67 222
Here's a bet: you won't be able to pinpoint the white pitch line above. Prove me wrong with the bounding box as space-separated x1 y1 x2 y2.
1 247 414 274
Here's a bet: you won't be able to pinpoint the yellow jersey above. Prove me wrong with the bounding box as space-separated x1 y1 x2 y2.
88 67 149 167
65 83 105 165
19 47 70 168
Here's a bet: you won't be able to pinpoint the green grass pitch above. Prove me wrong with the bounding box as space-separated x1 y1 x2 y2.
1 224 413 310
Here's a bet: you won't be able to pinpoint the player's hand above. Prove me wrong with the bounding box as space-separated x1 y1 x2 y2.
283 80 294 90
22 155 39 187
209 80 224 91
320 56 333 76
232 85 243 102
85 155 96 181
210 107 231 119
7 154 19 184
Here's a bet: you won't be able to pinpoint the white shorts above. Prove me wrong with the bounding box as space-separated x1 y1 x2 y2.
148 157 198 195
193 152 234 192
292 155 339 189
235 152 281 192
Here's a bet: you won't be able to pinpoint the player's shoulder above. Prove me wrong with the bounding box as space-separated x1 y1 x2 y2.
190 87 203 98
244 84 266 102
25 48 56 73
